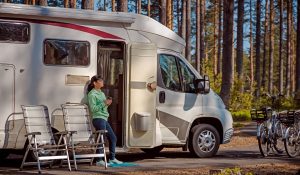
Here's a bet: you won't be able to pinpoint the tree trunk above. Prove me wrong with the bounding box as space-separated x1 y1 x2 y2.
64 0 69 8
213 0 218 76
200 0 205 74
137 0 141 14
262 0 269 88
196 0 201 73
249 0 254 93
112 0 116 12
217 0 222 75
185 0 191 62
296 0 300 100
171 1 174 30
81 0 93 9
39 0 47 6
236 0 244 81
177 0 181 35
181 0 186 56
160 0 166 25
286 0 292 97
268 0 274 94
147 0 151 16
104 0 107 11
255 0 261 97
120 0 128 12
166 0 172 29
220 0 234 108
279 0 284 95
291 5 295 95
70 0 76 8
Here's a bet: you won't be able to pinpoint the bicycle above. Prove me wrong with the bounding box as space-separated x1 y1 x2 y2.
251 107 285 157
283 110 300 157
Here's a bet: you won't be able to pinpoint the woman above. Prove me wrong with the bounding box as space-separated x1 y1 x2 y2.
87 75 123 165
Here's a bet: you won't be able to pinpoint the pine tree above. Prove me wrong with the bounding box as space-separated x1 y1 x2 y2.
236 0 244 81
268 0 274 94
255 0 261 96
220 0 234 107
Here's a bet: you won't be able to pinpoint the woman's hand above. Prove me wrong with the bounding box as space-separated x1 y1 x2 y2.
105 99 112 106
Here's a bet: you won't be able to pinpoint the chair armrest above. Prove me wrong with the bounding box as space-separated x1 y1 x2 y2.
25 132 41 137
94 130 107 134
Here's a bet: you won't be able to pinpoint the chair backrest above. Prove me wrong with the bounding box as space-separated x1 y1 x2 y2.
61 104 94 144
21 105 55 145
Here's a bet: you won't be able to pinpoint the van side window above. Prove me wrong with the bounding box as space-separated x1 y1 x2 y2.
159 54 181 91
44 39 90 66
0 21 30 43
178 59 196 93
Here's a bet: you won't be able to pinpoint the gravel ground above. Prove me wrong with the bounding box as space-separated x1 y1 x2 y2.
1 122 299 175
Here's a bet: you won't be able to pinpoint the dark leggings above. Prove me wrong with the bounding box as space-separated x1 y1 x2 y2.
92 118 117 160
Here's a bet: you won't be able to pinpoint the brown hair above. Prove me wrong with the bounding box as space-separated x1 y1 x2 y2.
87 75 103 94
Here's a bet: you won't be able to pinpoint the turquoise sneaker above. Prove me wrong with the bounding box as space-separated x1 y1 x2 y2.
109 158 123 164
96 160 109 166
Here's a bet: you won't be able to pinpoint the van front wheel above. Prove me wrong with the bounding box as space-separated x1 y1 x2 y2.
188 124 220 158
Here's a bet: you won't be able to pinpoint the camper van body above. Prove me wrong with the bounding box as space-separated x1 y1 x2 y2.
0 3 233 157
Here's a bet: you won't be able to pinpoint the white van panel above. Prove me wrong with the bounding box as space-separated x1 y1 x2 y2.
127 43 157 148
0 64 14 148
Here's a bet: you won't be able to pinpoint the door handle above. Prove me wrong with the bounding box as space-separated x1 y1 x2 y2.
159 91 165 103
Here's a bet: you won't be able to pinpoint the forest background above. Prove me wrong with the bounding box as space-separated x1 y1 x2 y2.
2 0 300 120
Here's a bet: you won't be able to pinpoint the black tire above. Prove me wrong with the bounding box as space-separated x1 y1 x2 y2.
0 150 9 160
273 121 285 154
284 127 300 158
257 123 270 157
188 124 220 158
140 146 164 155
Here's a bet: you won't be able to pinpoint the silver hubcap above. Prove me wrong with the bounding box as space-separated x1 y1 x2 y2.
197 130 216 152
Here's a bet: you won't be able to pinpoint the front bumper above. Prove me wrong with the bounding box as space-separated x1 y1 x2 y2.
223 128 234 144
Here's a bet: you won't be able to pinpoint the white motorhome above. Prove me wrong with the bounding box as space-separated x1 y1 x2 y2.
0 3 233 159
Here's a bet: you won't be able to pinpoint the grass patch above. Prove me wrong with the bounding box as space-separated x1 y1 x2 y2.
233 122 244 128
232 110 251 122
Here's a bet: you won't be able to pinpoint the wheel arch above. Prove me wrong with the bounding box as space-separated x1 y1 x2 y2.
188 117 223 144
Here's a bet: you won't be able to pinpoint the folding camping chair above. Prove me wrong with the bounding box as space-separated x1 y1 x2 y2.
61 103 107 170
20 105 71 173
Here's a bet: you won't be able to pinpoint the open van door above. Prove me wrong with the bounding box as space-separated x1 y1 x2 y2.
126 43 157 148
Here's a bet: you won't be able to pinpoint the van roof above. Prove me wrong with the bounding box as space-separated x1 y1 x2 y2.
0 3 185 52
0 3 135 24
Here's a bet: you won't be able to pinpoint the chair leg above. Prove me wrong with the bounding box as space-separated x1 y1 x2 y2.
63 136 72 171
20 146 30 170
32 137 42 173
101 134 108 169
36 153 41 173
70 137 77 170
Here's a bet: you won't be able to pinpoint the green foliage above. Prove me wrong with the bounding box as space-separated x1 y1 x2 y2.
202 59 222 94
216 167 253 175
230 76 253 111
251 92 298 111
232 110 251 122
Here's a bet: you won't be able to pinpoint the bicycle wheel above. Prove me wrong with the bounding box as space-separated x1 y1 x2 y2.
258 123 270 157
284 127 300 158
273 121 285 154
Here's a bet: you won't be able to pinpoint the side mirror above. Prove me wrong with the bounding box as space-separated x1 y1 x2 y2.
195 75 210 94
